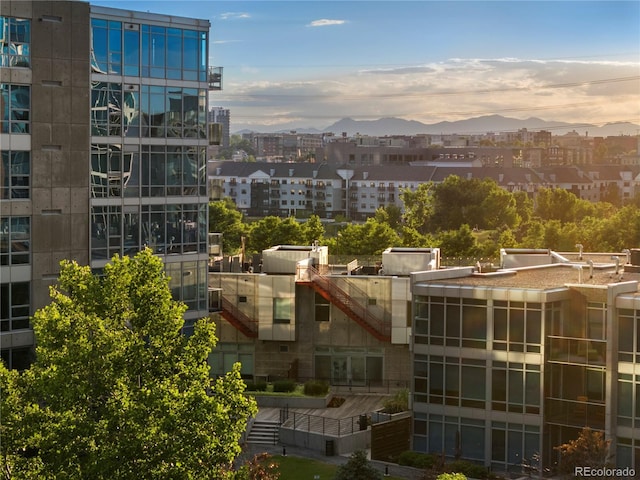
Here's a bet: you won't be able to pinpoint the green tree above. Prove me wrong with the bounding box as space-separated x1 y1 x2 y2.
534 187 596 224
247 216 305 253
0 250 257 479
513 191 534 225
401 182 435 235
480 187 520 230
374 204 403 230
336 218 401 256
437 224 478 258
301 215 325 245
333 450 382 480
210 198 248 255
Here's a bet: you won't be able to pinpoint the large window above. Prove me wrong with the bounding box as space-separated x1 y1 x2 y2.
273 298 292 324
92 144 206 198
0 282 30 331
92 19 207 81
91 203 207 261
493 301 542 353
1 84 30 133
166 260 208 312
1 150 29 199
428 415 485 461
492 361 540 414
0 17 30 67
0 216 29 265
428 356 486 408
426 297 487 349
491 422 539 472
617 373 640 429
618 308 640 363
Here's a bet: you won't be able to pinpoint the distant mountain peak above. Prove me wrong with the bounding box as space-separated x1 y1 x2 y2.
232 115 640 137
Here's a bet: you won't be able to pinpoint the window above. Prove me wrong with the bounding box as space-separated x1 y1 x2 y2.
1 84 30 133
0 216 30 265
0 17 30 67
428 415 485 461
428 356 486 408
492 362 540 414
1 151 29 199
0 282 30 331
315 292 330 322
491 422 539 471
428 297 487 349
0 346 32 370
493 301 541 352
91 82 139 137
273 298 291 324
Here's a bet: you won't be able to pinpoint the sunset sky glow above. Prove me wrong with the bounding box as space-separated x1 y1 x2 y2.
91 0 640 131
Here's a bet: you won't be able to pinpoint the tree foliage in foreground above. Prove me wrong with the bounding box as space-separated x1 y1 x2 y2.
554 427 611 478
0 249 257 479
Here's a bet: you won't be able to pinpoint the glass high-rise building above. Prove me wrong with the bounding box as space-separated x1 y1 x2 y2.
1 0 218 367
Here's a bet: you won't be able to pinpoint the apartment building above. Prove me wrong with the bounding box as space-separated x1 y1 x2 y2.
410 249 640 474
209 161 639 221
207 246 440 388
1 0 216 367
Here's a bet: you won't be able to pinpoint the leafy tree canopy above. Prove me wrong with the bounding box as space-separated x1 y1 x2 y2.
247 216 305 253
210 198 248 255
0 249 257 479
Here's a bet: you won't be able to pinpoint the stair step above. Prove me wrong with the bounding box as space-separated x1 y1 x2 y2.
247 421 280 444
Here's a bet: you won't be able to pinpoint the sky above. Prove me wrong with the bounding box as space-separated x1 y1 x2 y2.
90 0 640 131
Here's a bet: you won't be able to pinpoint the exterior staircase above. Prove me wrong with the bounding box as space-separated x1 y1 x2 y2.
246 420 280 445
297 265 391 342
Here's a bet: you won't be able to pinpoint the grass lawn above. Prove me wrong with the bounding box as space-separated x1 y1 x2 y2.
271 455 406 480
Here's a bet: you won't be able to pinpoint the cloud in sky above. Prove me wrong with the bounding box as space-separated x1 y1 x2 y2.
218 12 250 20
215 57 640 129
306 19 346 27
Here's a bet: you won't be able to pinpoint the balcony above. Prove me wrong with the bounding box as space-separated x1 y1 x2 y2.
208 66 223 90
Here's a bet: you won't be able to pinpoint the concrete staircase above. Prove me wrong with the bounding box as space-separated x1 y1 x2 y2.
246 420 280 445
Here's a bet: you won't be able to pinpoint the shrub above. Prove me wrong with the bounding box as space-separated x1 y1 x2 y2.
303 379 329 396
446 460 489 479
382 388 409 414
397 451 436 469
244 380 268 392
334 450 382 480
272 379 296 393
438 474 466 480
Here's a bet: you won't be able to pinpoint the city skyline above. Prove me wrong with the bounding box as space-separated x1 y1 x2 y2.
90 0 640 131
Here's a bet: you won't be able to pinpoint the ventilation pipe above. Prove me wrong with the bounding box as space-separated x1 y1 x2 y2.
622 248 631 265
575 243 583 260
587 259 594 279
573 265 583 284
611 256 620 274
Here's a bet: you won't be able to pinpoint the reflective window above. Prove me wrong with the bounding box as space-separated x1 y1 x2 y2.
139 25 206 80
492 361 540 414
91 144 139 198
0 216 30 265
1 84 30 133
0 17 30 67
0 282 30 331
166 260 208 312
1 150 30 199
139 86 206 139
90 19 121 74
140 145 206 197
493 301 542 353
91 82 139 137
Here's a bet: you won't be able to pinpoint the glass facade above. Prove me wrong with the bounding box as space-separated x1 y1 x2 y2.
89 9 210 318
1 83 30 133
0 216 30 265
1 150 30 199
0 17 30 67
0 282 30 332
91 19 207 81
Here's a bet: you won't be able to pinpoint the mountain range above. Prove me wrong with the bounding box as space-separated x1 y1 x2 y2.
233 115 640 138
